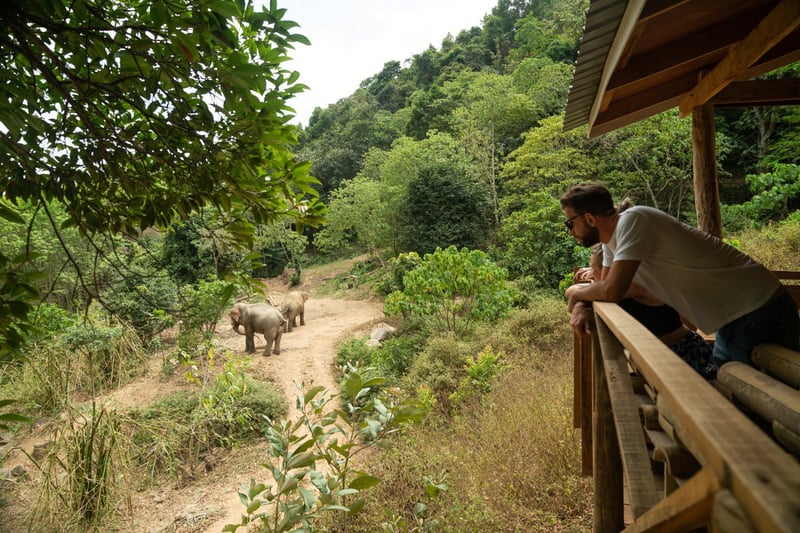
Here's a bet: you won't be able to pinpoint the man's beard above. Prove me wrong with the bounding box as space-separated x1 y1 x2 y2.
581 226 600 247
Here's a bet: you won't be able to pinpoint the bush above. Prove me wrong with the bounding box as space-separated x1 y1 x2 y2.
374 252 422 295
335 337 373 368
734 211 800 270
385 246 514 335
371 337 418 379
402 334 476 410
128 363 286 479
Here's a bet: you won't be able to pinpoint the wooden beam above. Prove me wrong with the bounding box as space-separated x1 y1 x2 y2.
679 0 800 117
607 17 748 92
592 323 625 533
595 318 660 518
716 361 800 436
622 465 719 532
710 79 800 107
751 343 800 389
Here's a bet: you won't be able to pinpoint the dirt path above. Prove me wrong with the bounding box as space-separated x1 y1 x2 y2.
0 293 386 533
198 295 385 532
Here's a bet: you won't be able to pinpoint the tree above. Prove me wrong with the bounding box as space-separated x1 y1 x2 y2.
384 246 514 335
0 0 324 359
398 161 493 255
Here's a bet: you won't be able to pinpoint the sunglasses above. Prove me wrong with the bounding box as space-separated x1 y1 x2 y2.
564 212 585 230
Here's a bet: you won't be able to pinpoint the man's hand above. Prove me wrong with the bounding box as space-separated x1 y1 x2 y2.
569 301 592 335
573 267 594 283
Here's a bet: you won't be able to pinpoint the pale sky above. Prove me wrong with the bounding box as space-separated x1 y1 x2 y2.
274 1 498 126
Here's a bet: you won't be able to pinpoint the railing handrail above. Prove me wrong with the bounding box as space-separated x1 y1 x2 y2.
587 301 800 532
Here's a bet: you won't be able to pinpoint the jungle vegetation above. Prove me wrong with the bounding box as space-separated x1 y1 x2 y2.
1 0 800 530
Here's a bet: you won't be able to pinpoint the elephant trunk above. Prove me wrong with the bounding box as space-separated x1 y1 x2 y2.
232 323 246 336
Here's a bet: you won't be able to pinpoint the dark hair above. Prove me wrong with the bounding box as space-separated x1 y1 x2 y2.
559 182 616 217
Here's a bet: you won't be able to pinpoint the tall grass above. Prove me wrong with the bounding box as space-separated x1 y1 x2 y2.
733 213 800 271
338 299 592 531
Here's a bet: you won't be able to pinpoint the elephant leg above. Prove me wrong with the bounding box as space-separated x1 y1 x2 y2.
245 330 256 353
273 329 282 354
286 313 294 332
299 311 304 326
262 334 272 356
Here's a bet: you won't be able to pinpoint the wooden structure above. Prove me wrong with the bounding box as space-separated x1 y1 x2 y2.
563 0 800 237
573 295 800 532
563 1 800 531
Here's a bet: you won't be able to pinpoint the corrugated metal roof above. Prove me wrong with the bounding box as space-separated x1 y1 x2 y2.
563 0 628 132
562 0 800 137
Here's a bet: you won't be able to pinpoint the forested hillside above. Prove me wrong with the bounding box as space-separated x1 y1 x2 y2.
300 0 800 290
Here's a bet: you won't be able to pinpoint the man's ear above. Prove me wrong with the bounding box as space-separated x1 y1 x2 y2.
585 213 596 227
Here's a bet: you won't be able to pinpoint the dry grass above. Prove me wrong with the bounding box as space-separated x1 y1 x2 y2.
338 303 593 532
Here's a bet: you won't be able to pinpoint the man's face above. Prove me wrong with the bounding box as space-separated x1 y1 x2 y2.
563 207 600 247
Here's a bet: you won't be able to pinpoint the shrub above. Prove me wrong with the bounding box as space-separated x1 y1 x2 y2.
335 337 373 368
127 362 286 480
449 345 508 406
385 246 514 335
371 337 418 379
734 211 800 270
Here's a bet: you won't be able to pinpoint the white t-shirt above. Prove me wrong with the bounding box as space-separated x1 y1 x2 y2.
605 206 779 332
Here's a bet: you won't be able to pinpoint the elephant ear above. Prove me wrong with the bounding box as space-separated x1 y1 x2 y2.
229 309 240 321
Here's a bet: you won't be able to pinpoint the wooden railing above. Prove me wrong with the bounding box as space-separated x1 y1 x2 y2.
574 294 800 532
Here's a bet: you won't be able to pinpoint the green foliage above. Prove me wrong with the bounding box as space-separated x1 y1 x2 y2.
401 334 477 409
2 316 147 416
27 303 77 346
385 246 513 335
335 337 374 369
371 337 420 380
344 296 588 531
398 163 493 254
129 362 286 480
0 249 39 362
0 398 30 430
599 111 697 218
225 368 424 532
179 277 236 335
62 321 148 392
733 211 800 271
0 0 325 364
494 193 586 289
499 115 597 212
375 252 422 295
741 163 800 222
449 346 508 406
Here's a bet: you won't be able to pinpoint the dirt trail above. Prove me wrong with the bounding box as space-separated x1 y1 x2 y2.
0 293 386 533
199 295 385 532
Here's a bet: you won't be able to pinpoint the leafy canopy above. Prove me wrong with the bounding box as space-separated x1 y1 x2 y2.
0 0 325 358
385 246 514 335
1 0 324 234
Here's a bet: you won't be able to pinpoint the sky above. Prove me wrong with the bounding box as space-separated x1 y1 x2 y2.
273 1 498 126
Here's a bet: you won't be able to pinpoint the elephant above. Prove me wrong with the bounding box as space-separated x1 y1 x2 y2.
280 291 308 332
229 302 287 356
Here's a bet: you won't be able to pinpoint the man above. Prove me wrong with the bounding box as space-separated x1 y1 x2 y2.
560 182 800 368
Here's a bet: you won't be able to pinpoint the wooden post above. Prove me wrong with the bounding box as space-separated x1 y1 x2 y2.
581 331 593 476
692 103 722 237
593 319 624 532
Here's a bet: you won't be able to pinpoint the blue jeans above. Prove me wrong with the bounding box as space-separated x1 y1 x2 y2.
713 289 800 367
